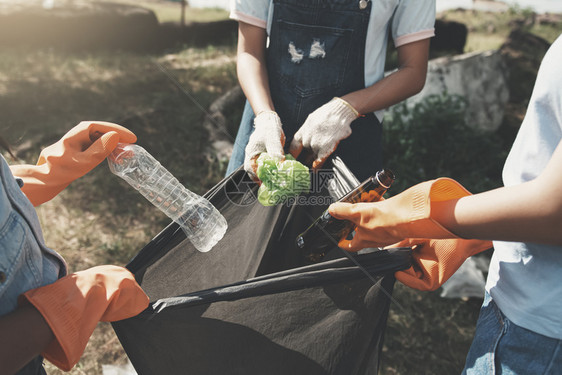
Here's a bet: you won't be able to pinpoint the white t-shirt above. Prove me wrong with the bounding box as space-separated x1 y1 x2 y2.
487 34 562 339
230 0 435 120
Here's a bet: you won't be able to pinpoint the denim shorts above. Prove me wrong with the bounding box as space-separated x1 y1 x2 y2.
462 292 562 374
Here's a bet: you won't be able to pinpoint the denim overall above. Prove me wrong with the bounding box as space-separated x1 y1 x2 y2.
227 0 383 181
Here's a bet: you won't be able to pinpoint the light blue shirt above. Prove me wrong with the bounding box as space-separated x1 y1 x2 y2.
0 155 66 316
487 34 562 340
230 0 436 121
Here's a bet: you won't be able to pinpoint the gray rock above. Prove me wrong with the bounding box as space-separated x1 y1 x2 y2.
399 50 510 132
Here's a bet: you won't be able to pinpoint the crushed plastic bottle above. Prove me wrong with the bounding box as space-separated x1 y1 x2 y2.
107 143 227 252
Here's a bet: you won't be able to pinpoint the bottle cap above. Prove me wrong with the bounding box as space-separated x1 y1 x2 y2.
375 169 395 189
108 142 134 166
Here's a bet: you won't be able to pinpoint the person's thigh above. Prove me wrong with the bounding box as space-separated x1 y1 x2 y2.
463 292 562 374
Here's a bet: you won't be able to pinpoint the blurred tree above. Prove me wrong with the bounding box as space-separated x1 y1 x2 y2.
181 0 188 27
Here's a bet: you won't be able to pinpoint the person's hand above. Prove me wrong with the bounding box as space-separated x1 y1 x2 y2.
10 121 136 206
328 178 474 250
289 97 359 170
244 111 285 181
18 265 149 371
390 238 493 291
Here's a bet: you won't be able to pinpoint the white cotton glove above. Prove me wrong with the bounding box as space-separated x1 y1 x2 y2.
244 110 286 180
289 97 359 170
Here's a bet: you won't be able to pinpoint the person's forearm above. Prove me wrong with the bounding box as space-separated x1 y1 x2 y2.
237 53 275 113
434 141 562 245
342 39 430 114
0 305 54 374
434 183 562 245
236 22 275 115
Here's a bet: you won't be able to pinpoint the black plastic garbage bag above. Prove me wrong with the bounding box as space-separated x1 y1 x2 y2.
112 158 412 375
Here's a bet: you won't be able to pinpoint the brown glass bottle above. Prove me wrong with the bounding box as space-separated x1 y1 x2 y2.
296 169 395 262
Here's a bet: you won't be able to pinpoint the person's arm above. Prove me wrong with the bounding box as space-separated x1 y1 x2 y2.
342 38 430 114
433 139 562 245
289 39 431 169
0 266 148 373
236 21 286 179
328 140 561 291
329 139 562 249
236 21 275 115
0 305 54 375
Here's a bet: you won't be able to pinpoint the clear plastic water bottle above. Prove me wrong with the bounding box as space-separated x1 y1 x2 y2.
107 143 227 253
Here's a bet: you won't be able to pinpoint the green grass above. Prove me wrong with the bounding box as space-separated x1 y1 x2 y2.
439 7 562 52
382 283 483 374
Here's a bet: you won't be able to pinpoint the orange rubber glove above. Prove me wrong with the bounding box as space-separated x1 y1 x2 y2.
328 178 474 250
18 265 149 371
328 178 493 291
9 121 136 206
390 238 492 291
